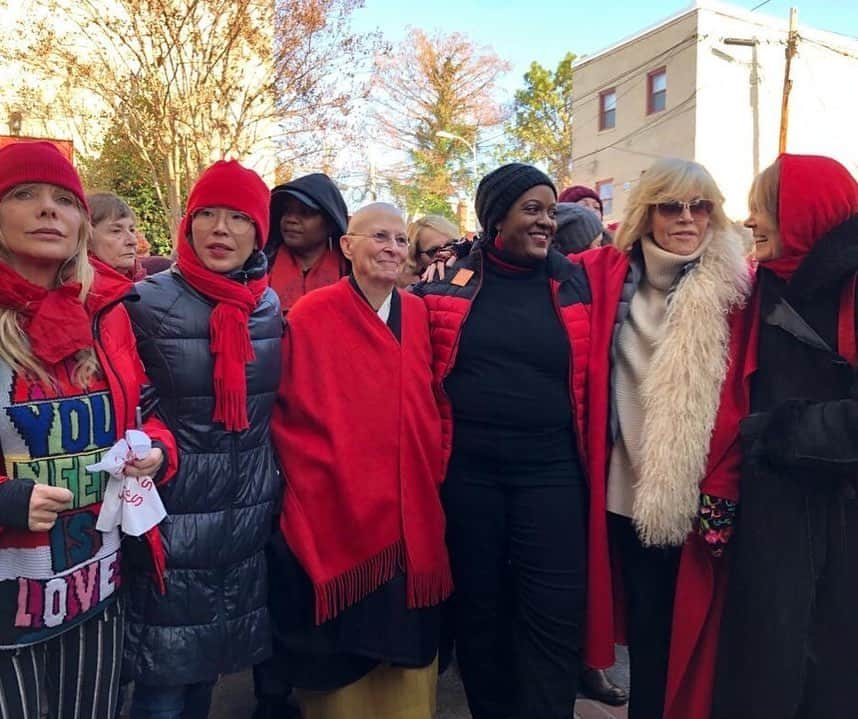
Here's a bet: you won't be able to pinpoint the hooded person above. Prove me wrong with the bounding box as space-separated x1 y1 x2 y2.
414 163 594 719
266 173 350 314
268 201 452 719
555 202 606 254
0 141 177 719
714 155 858 719
122 160 283 718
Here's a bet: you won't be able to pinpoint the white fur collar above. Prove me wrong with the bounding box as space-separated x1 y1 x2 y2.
632 227 752 546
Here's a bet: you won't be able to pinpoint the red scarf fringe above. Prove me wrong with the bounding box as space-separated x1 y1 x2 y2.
312 539 455 624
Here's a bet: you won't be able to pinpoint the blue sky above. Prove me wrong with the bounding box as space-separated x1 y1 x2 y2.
351 0 858 99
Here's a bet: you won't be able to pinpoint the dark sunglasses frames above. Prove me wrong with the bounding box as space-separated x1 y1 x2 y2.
655 199 714 218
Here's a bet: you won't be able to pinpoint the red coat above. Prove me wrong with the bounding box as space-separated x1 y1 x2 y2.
577 245 756 719
88 266 178 482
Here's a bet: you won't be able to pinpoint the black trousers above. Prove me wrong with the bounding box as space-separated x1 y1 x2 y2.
0 601 123 719
610 513 681 719
443 460 587 719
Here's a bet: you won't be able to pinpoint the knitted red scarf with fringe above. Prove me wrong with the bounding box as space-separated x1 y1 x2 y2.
176 241 267 431
272 278 453 623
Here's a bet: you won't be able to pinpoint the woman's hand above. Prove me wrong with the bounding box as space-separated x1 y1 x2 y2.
421 250 457 282
29 484 73 532
125 447 165 478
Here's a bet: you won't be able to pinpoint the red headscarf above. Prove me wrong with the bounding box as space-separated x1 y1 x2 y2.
176 161 271 432
764 154 858 280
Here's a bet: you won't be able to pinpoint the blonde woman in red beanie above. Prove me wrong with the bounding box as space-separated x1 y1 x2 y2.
122 160 283 719
0 141 177 719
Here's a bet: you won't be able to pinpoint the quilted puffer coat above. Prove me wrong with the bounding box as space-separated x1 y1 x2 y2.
122 261 283 685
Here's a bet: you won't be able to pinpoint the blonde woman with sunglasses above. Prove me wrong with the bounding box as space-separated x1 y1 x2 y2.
575 157 756 719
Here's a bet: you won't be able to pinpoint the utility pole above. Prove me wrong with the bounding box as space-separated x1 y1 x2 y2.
779 7 799 153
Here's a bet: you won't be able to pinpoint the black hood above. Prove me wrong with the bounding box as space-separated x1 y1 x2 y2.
266 173 349 265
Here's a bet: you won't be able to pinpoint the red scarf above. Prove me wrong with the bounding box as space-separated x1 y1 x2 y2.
176 240 268 431
763 154 858 281
0 261 92 365
273 278 453 623
269 245 346 313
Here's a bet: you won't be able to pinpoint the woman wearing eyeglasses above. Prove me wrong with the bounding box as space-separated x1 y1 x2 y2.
122 161 283 719
576 157 755 719
713 155 858 719
398 214 460 287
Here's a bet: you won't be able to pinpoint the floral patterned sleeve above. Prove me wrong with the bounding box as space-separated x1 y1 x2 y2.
696 493 738 557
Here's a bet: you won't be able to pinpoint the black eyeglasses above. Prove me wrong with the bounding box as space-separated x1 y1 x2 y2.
192 207 255 234
654 199 714 218
418 246 442 259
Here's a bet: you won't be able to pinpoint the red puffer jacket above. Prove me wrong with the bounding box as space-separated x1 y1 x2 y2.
413 245 592 473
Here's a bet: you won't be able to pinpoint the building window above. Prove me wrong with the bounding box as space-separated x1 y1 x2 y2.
599 88 616 130
597 179 614 216
648 67 667 114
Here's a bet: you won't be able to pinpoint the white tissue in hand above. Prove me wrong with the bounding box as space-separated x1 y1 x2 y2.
86 438 132 476
126 429 151 460
92 430 166 537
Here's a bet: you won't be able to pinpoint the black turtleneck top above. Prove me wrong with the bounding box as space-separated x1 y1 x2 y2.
444 254 581 481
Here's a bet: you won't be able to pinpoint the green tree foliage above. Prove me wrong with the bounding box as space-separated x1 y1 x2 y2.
80 127 172 256
373 29 509 220
506 52 576 187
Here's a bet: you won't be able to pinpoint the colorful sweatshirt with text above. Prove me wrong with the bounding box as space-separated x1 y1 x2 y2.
0 357 120 648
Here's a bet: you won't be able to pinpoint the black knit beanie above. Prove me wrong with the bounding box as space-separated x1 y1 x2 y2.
475 163 556 238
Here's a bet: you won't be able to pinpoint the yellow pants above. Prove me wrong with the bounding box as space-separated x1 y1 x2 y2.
295 656 438 719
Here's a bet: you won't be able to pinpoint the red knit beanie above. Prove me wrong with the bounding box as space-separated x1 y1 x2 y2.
0 141 88 214
558 184 602 215
182 160 270 249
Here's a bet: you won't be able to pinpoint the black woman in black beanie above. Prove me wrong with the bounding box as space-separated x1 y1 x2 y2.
414 163 592 719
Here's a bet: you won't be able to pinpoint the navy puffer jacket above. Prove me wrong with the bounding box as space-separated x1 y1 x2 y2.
122 258 283 685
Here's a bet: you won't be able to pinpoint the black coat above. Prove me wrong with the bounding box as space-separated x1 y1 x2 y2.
122 259 283 686
715 215 858 718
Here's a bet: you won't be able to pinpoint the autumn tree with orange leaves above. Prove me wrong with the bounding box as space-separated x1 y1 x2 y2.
372 29 509 219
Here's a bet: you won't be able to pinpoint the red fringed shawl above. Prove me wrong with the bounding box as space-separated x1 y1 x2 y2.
272 277 453 623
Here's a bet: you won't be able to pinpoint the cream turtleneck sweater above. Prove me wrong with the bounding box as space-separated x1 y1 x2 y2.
607 234 710 518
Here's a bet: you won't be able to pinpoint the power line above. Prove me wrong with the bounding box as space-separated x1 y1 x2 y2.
570 35 701 132
751 0 773 10
571 91 697 164
573 34 698 106
801 35 858 61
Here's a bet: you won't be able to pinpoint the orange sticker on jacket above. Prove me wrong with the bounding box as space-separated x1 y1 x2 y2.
451 269 474 287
